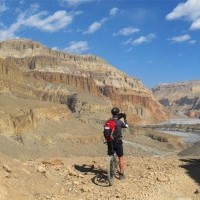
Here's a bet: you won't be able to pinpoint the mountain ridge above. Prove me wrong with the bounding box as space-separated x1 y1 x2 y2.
0 39 200 200
0 39 168 125
152 80 200 118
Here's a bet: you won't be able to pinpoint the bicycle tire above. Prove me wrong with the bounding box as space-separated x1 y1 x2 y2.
107 156 115 186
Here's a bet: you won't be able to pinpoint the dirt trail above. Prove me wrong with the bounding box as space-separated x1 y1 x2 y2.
0 102 199 199
1 154 200 200
123 140 178 156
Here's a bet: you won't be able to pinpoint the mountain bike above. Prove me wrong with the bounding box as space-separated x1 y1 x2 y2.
107 142 119 186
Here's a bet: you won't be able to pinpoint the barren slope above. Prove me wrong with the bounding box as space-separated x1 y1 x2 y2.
0 39 168 125
1 154 200 200
1 39 199 200
152 81 200 119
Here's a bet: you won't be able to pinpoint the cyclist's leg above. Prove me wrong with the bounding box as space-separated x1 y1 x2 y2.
118 156 126 180
118 156 124 175
107 141 113 155
113 140 124 175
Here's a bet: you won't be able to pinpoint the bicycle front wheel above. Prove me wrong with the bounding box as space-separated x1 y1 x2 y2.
107 156 115 186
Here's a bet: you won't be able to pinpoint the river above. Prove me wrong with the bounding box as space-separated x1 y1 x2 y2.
158 119 200 145
162 130 200 145
159 119 200 125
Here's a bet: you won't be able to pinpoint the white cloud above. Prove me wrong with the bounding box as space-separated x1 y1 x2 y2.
132 33 156 45
0 9 75 41
83 7 119 35
0 22 4 28
190 18 200 30
189 39 197 44
52 47 59 50
169 34 191 43
29 3 40 13
166 0 200 30
122 38 133 45
0 25 20 41
0 12 25 41
19 0 25 5
114 27 140 36
24 10 73 32
169 34 196 44
110 7 119 16
0 1 7 12
83 18 107 34
64 41 90 53
123 38 133 45
166 0 200 21
59 0 93 7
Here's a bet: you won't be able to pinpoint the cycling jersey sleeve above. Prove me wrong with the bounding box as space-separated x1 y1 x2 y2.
120 120 128 128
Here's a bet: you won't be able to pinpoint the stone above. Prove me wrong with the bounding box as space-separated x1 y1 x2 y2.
73 181 80 185
2 164 12 173
194 188 200 194
80 186 89 192
37 166 46 173
156 174 169 182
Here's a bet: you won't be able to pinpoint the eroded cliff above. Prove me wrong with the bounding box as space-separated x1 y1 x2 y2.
152 81 200 118
0 39 168 127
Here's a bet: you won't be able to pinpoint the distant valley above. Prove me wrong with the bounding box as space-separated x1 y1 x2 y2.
0 38 168 129
152 80 200 119
0 39 200 200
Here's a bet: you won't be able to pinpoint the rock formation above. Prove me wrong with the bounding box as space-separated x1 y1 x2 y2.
152 80 200 118
0 38 168 134
1 39 200 200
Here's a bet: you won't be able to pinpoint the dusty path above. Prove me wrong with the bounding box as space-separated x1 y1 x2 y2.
1 155 200 200
123 140 179 156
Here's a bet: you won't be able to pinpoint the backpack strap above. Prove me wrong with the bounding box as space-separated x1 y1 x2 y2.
111 118 119 138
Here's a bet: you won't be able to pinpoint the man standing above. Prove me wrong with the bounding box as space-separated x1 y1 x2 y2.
107 107 128 180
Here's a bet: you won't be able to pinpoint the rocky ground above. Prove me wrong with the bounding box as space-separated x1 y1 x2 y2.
145 123 200 134
1 154 200 200
1 93 200 200
1 39 200 200
1 116 200 200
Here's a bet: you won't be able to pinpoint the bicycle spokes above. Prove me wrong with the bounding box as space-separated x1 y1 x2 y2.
107 155 118 186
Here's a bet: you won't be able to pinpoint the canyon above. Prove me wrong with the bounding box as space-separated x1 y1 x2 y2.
0 39 200 200
152 80 200 119
0 39 168 135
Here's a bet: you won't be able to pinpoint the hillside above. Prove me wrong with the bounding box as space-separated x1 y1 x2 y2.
1 39 200 200
1 154 200 200
0 39 168 125
152 80 200 119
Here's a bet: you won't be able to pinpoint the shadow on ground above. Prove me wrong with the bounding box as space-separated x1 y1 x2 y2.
179 158 200 186
74 164 110 187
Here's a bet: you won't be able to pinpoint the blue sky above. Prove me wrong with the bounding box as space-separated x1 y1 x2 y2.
0 0 200 88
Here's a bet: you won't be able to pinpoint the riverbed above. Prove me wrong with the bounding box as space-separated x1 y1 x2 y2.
161 130 200 145
157 118 200 145
159 119 200 125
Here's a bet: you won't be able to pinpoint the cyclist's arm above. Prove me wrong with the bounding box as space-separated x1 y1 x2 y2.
121 120 128 128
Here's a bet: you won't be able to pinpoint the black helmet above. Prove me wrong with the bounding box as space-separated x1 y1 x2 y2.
111 107 120 116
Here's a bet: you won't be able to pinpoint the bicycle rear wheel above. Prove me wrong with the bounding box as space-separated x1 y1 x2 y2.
107 156 115 186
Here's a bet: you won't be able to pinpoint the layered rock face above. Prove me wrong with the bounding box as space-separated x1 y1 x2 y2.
0 39 168 127
152 81 200 118
0 58 72 134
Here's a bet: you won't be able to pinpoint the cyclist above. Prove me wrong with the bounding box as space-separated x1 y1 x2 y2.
107 107 128 180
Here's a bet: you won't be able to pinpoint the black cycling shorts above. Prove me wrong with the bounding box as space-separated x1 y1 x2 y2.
107 140 123 157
